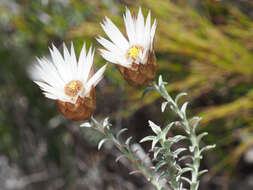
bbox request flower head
[97,8,157,86]
[29,42,107,121]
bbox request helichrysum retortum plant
[29,7,214,190]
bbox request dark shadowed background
[0,0,253,189]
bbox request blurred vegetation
[0,0,253,189]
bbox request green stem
[157,83,201,190]
[91,117,167,190]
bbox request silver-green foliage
[80,75,215,190]
[140,75,215,190]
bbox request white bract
[29,42,107,104]
[97,7,157,68]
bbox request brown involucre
[57,87,96,121]
[118,50,157,86]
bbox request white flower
[97,7,157,69]
[29,42,107,104]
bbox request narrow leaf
[161,122,175,140]
[191,116,202,132]
[172,148,187,158]
[178,155,193,162]
[80,122,92,128]
[197,132,208,143]
[181,102,188,117]
[115,155,127,162]
[154,147,163,159]
[151,138,159,150]
[116,128,128,139]
[181,177,191,184]
[175,92,187,104]
[98,138,109,150]
[200,144,216,153]
[103,117,110,127]
[161,101,168,112]
[140,136,156,143]
[158,75,163,86]
[198,169,208,177]
[148,120,161,134]
[155,160,167,172]
[125,136,132,146]
[129,170,143,175]
[167,135,187,143]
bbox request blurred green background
[0,0,253,189]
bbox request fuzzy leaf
[148,120,161,134]
[172,148,187,158]
[116,128,128,139]
[181,102,188,117]
[98,138,109,150]
[155,160,167,172]
[125,136,132,146]
[154,147,163,159]
[80,122,92,128]
[161,101,168,112]
[103,117,110,127]
[151,138,159,150]
[185,163,195,171]
[198,169,208,177]
[175,92,187,104]
[181,177,191,184]
[115,155,127,162]
[167,135,187,143]
[161,122,175,141]
[129,170,143,175]
[159,170,170,181]
[200,144,216,154]
[178,155,193,162]
[140,136,156,143]
[177,167,192,176]
[197,132,208,143]
[191,116,202,132]
[158,75,163,86]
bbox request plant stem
[91,117,167,190]
[155,82,201,190]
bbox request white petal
[136,8,145,45]
[77,42,87,78]
[124,8,136,45]
[96,36,123,56]
[99,49,130,68]
[63,43,74,77]
[70,42,78,75]
[101,17,129,51]
[150,19,157,49]
[34,57,65,88]
[84,64,107,96]
[34,81,65,99]
[82,46,94,82]
[143,11,151,48]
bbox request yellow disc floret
[64,80,83,97]
[127,46,141,59]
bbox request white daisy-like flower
[97,7,157,68]
[29,42,107,105]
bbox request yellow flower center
[64,80,83,97]
[127,46,141,59]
